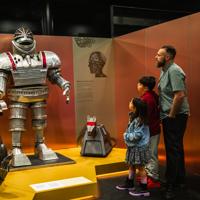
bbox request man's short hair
[139,76,156,91]
[161,45,176,59]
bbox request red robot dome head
[12,27,36,56]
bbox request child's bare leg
[129,165,136,180]
[138,165,148,185]
[129,165,150,197]
[116,165,136,191]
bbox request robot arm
[0,100,7,114]
[0,72,8,99]
[0,53,10,99]
[48,68,71,103]
[43,51,71,103]
[0,53,11,113]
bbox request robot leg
[31,101,58,161]
[9,102,31,166]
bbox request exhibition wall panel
[36,36,76,150]
[144,16,191,162]
[114,31,146,146]
[186,13,200,172]
[72,37,116,140]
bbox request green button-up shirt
[158,62,190,119]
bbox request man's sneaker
[164,185,175,200]
[116,177,135,191]
[129,189,150,197]
[147,177,161,189]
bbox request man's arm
[168,91,185,118]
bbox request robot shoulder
[0,52,13,71]
[40,51,61,69]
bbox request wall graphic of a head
[88,51,107,78]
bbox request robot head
[12,27,36,56]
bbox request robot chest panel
[11,56,48,87]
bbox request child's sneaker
[129,183,150,197]
[147,177,161,189]
[116,177,135,191]
[129,188,150,197]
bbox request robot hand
[0,100,7,115]
[63,87,70,104]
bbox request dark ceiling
[0,0,199,37]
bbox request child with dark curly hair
[137,76,161,188]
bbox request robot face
[14,27,33,45]
[12,27,36,55]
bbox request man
[155,45,190,200]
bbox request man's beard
[156,59,166,68]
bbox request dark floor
[97,166,200,200]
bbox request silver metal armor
[0,27,70,167]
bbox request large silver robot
[0,27,70,167]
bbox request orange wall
[114,12,200,172]
[0,35,76,152]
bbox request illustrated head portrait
[88,51,107,78]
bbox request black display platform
[10,152,75,171]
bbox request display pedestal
[11,153,75,171]
[0,148,128,200]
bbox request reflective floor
[97,166,200,200]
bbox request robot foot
[35,143,58,161]
[12,148,31,167]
